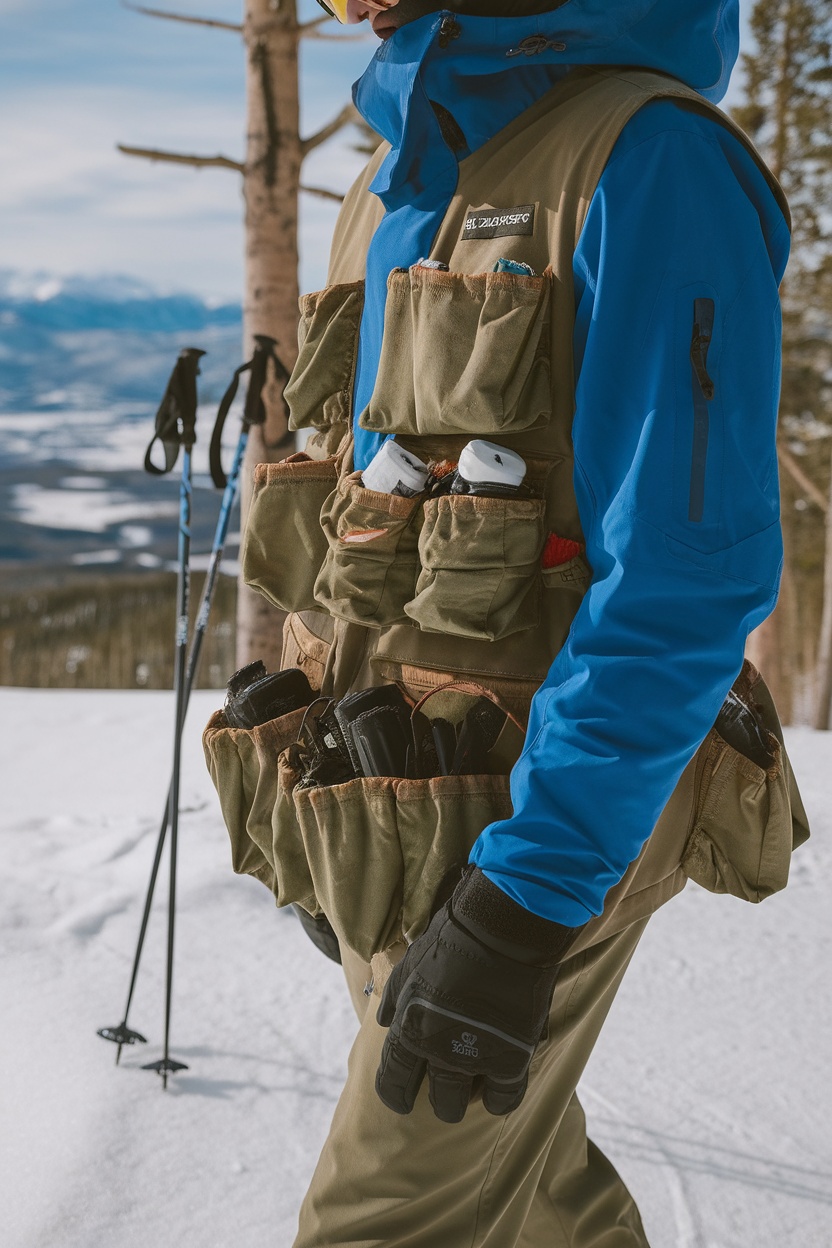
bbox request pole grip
[144,347,205,475]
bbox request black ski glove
[376,867,583,1123]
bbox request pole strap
[144,348,206,476]
[208,334,291,489]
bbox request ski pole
[99,369,258,1064]
[98,337,286,1066]
[143,347,202,1088]
[96,346,202,1074]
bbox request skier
[210,0,809,1243]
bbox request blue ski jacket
[347,0,789,926]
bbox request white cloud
[1,1,372,298]
[2,1,753,299]
[0,63,371,296]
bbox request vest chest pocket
[360,267,553,438]
[405,493,546,641]
[285,281,364,433]
[242,453,339,615]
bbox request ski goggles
[315,0,399,23]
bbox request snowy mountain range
[0,271,244,411]
[0,273,249,572]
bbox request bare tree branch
[301,25,371,42]
[123,3,242,32]
[300,183,346,203]
[117,144,245,172]
[301,103,358,157]
[299,15,331,33]
[779,443,829,513]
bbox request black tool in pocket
[223,661,314,730]
[715,688,776,771]
[451,697,508,775]
[334,685,415,779]
[406,697,508,779]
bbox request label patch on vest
[462,204,535,240]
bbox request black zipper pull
[690,299,715,401]
[438,15,461,48]
[688,297,716,523]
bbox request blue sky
[2,1,752,300]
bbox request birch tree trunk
[236,0,301,671]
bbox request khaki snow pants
[294,919,651,1248]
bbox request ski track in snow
[1,690,830,1248]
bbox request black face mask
[393,0,570,21]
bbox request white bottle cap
[457,440,526,489]
[361,439,429,497]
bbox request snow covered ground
[1,688,830,1248]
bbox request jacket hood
[353,0,739,219]
[381,0,739,104]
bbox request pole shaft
[161,446,193,1081]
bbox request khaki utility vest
[246,66,787,707]
[208,67,807,964]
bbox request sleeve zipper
[688,297,715,523]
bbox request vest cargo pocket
[288,771,513,962]
[249,685,521,961]
[682,666,807,902]
[291,776,405,963]
[405,493,546,640]
[202,705,310,900]
[241,453,339,614]
[314,470,422,628]
[285,281,364,433]
[395,773,513,945]
[360,267,552,437]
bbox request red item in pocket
[542,533,584,568]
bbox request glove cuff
[452,867,583,967]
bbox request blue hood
[354,1,739,209]
[366,0,739,105]
[490,0,740,103]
